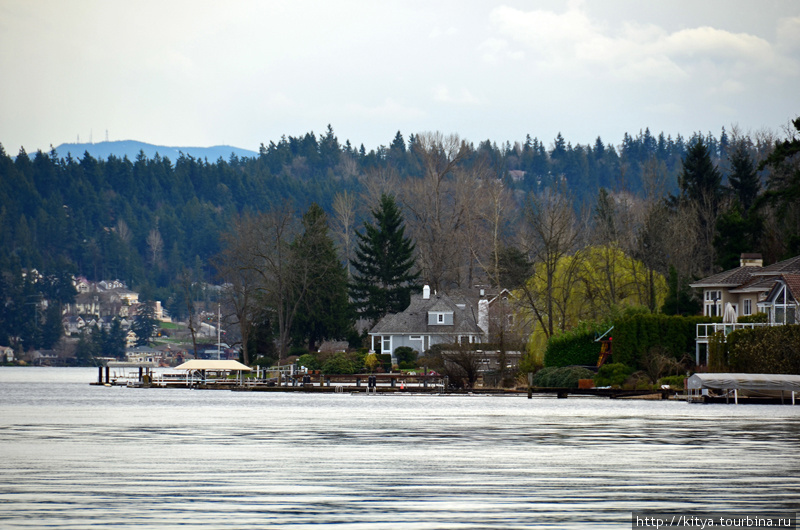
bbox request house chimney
[740,253,763,268]
[478,299,489,336]
[423,285,430,300]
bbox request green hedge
[544,314,719,370]
[727,325,800,374]
[544,322,609,367]
[532,366,596,388]
[612,314,719,367]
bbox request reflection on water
[1,367,799,529]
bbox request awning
[687,373,800,393]
[174,360,252,371]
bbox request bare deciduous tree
[331,191,357,279]
[518,187,585,339]
[402,132,470,291]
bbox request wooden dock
[90,366,676,399]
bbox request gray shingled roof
[690,266,761,288]
[370,292,483,335]
[729,275,781,293]
[753,255,800,275]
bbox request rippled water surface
[1,367,799,529]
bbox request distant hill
[53,140,258,161]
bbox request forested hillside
[1,121,797,328]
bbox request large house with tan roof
[690,253,800,324]
[690,253,800,364]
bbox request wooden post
[527,372,533,399]
[105,366,110,384]
[734,388,738,405]
[98,366,103,383]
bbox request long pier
[90,367,675,399]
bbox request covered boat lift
[686,373,800,404]
[175,359,252,386]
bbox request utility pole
[217,303,221,360]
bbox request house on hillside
[368,285,485,362]
[690,253,800,364]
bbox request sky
[1,0,798,155]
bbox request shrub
[297,353,320,371]
[532,366,596,388]
[727,325,800,374]
[394,346,418,367]
[738,312,768,324]
[594,363,634,387]
[624,371,653,390]
[321,352,358,374]
[658,375,686,390]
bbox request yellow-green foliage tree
[516,244,667,366]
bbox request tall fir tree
[350,194,419,324]
[728,143,760,212]
[679,138,722,208]
[290,203,353,350]
[131,300,158,346]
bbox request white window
[410,335,422,340]
[704,290,722,317]
[382,336,390,353]
[743,299,752,316]
[437,314,444,323]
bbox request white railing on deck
[696,322,777,340]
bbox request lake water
[0,367,798,529]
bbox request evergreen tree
[104,317,127,359]
[290,203,353,350]
[728,143,760,212]
[350,194,419,324]
[713,204,762,270]
[661,265,701,316]
[131,301,158,346]
[679,138,722,208]
[757,116,800,257]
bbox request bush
[738,312,768,324]
[532,366,596,388]
[297,353,320,371]
[594,363,634,387]
[727,325,800,374]
[658,375,686,390]
[394,346,418,367]
[321,352,358,374]
[624,371,653,390]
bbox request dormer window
[429,311,453,325]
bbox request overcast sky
[1,0,798,154]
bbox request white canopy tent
[175,360,251,371]
[175,359,251,386]
[686,373,800,404]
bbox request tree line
[1,118,798,360]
